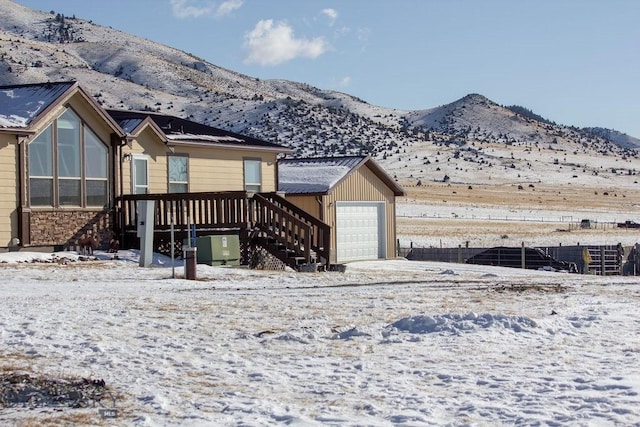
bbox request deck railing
[115,191,330,268]
[117,191,249,232]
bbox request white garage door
[336,202,385,263]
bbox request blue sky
[13,0,640,137]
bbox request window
[57,110,81,206]
[85,128,108,206]
[28,126,53,206]
[132,156,149,194]
[168,155,188,193]
[244,159,261,192]
[28,108,109,208]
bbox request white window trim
[131,154,150,195]
[243,158,262,192]
[168,154,189,193]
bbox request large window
[28,126,54,206]
[28,108,109,207]
[168,155,188,193]
[57,110,81,206]
[243,159,262,192]
[85,127,108,206]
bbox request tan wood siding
[122,138,279,194]
[188,148,244,192]
[324,166,397,263]
[0,135,18,246]
[185,149,277,193]
[121,130,168,194]
[261,153,278,192]
[150,154,168,194]
[282,195,321,218]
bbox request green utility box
[196,234,240,266]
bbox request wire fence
[397,243,640,276]
[397,213,625,229]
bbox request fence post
[521,242,525,269]
[600,246,606,276]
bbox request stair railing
[251,193,330,267]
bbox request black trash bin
[183,247,197,280]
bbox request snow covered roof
[165,133,244,143]
[108,109,290,152]
[279,156,405,196]
[0,81,76,128]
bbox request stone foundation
[28,210,114,249]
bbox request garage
[336,202,386,262]
[278,155,405,265]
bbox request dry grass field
[401,181,640,212]
[396,181,640,249]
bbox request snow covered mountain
[1,0,638,187]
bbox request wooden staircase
[250,193,330,271]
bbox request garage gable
[279,156,405,264]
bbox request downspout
[115,135,123,205]
[111,134,126,248]
[17,135,28,247]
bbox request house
[0,81,294,256]
[1,81,404,270]
[278,156,405,264]
[0,81,126,250]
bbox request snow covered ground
[1,250,639,426]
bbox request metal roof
[116,117,145,134]
[0,81,77,128]
[279,156,366,194]
[107,109,289,151]
[278,155,405,196]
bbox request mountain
[1,0,638,188]
[582,127,640,150]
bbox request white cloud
[217,0,243,17]
[357,27,371,42]
[339,76,351,87]
[244,20,328,66]
[334,25,351,38]
[321,8,338,25]
[170,0,215,19]
[330,76,351,90]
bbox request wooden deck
[115,191,330,269]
